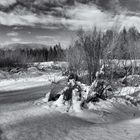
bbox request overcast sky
[0,0,140,48]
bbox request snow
[34,61,68,70]
[116,86,140,96]
[1,62,140,139]
[39,78,140,124]
[1,74,140,140]
[0,72,64,91]
[0,61,68,91]
[101,59,140,67]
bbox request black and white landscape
[1,0,140,140]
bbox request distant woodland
[0,43,65,68]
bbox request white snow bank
[40,79,140,123]
[116,86,140,96]
[41,94,139,123]
[0,72,64,91]
[34,61,68,69]
[41,80,88,113]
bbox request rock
[12,71,27,78]
[62,70,69,76]
[121,75,140,87]
[27,67,38,72]
[0,73,6,79]
[48,92,61,101]
[48,79,67,101]
[63,87,73,101]
[10,68,19,73]
[68,73,79,81]
[0,70,8,79]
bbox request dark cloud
[0,0,140,47]
[0,25,75,48]
[0,0,16,7]
[0,0,139,30]
[7,31,18,36]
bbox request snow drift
[40,78,140,123]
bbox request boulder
[121,75,140,87]
[63,87,73,101]
[0,70,8,79]
[68,73,79,81]
[27,67,38,72]
[10,68,19,73]
[0,73,6,79]
[48,79,67,101]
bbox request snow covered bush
[41,72,140,115]
[43,73,114,113]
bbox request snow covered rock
[40,78,140,119]
[0,73,6,79]
[10,68,19,73]
[27,67,38,72]
[42,77,114,114]
[0,70,9,79]
[48,80,67,101]
[126,75,140,87]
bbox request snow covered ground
[116,86,140,96]
[37,78,140,126]
[1,90,140,140]
[1,95,140,140]
[0,72,64,91]
[34,61,68,69]
[1,61,140,140]
[0,61,67,91]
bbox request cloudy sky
[0,0,140,48]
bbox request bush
[67,26,140,84]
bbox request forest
[0,43,65,68]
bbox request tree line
[0,43,65,68]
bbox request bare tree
[67,41,86,75]
[74,28,103,83]
[67,26,140,84]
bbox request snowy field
[0,72,64,91]
[0,61,67,91]
[1,95,140,140]
[1,61,140,140]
